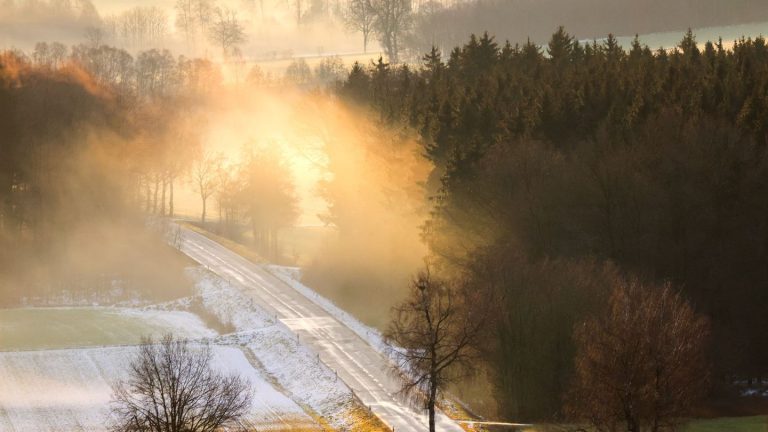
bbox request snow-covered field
[0,267,373,431]
[0,345,314,431]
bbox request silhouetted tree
[566,280,710,432]
[111,334,253,432]
[192,152,223,224]
[369,0,412,62]
[207,7,246,58]
[237,145,298,259]
[385,269,482,432]
[344,0,376,53]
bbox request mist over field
[3,0,768,431]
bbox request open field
[0,345,316,431]
[0,267,374,431]
[0,306,321,431]
[0,307,215,351]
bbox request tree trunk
[152,175,159,213]
[145,178,151,213]
[272,228,278,261]
[160,176,167,216]
[428,380,437,432]
[201,197,207,224]
[169,178,174,217]
[218,204,223,230]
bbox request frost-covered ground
[0,265,374,431]
[0,345,314,431]
[187,267,364,430]
[1,253,450,432]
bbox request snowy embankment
[186,267,365,430]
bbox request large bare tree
[369,0,412,62]
[343,0,376,53]
[208,7,247,59]
[110,334,253,432]
[385,269,483,432]
[192,151,223,224]
[566,279,710,432]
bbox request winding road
[178,225,465,432]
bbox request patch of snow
[113,308,218,339]
[187,267,361,430]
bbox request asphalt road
[178,226,465,432]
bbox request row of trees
[29,38,313,258]
[342,28,768,422]
[2,35,295,301]
[0,45,208,303]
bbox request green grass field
[0,307,214,351]
[683,416,768,432]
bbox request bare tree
[193,0,216,41]
[32,42,50,67]
[566,279,710,432]
[208,7,247,59]
[294,0,304,25]
[192,152,223,224]
[111,334,253,432]
[49,42,68,68]
[343,0,376,53]
[385,269,483,432]
[84,25,106,47]
[175,0,197,48]
[369,0,412,62]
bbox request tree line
[341,28,768,423]
[0,38,304,301]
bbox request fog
[7,0,768,427]
[0,0,371,60]
[4,0,768,334]
[0,44,430,326]
[0,59,192,304]
[177,85,432,326]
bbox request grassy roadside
[523,416,768,432]
[683,416,768,432]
